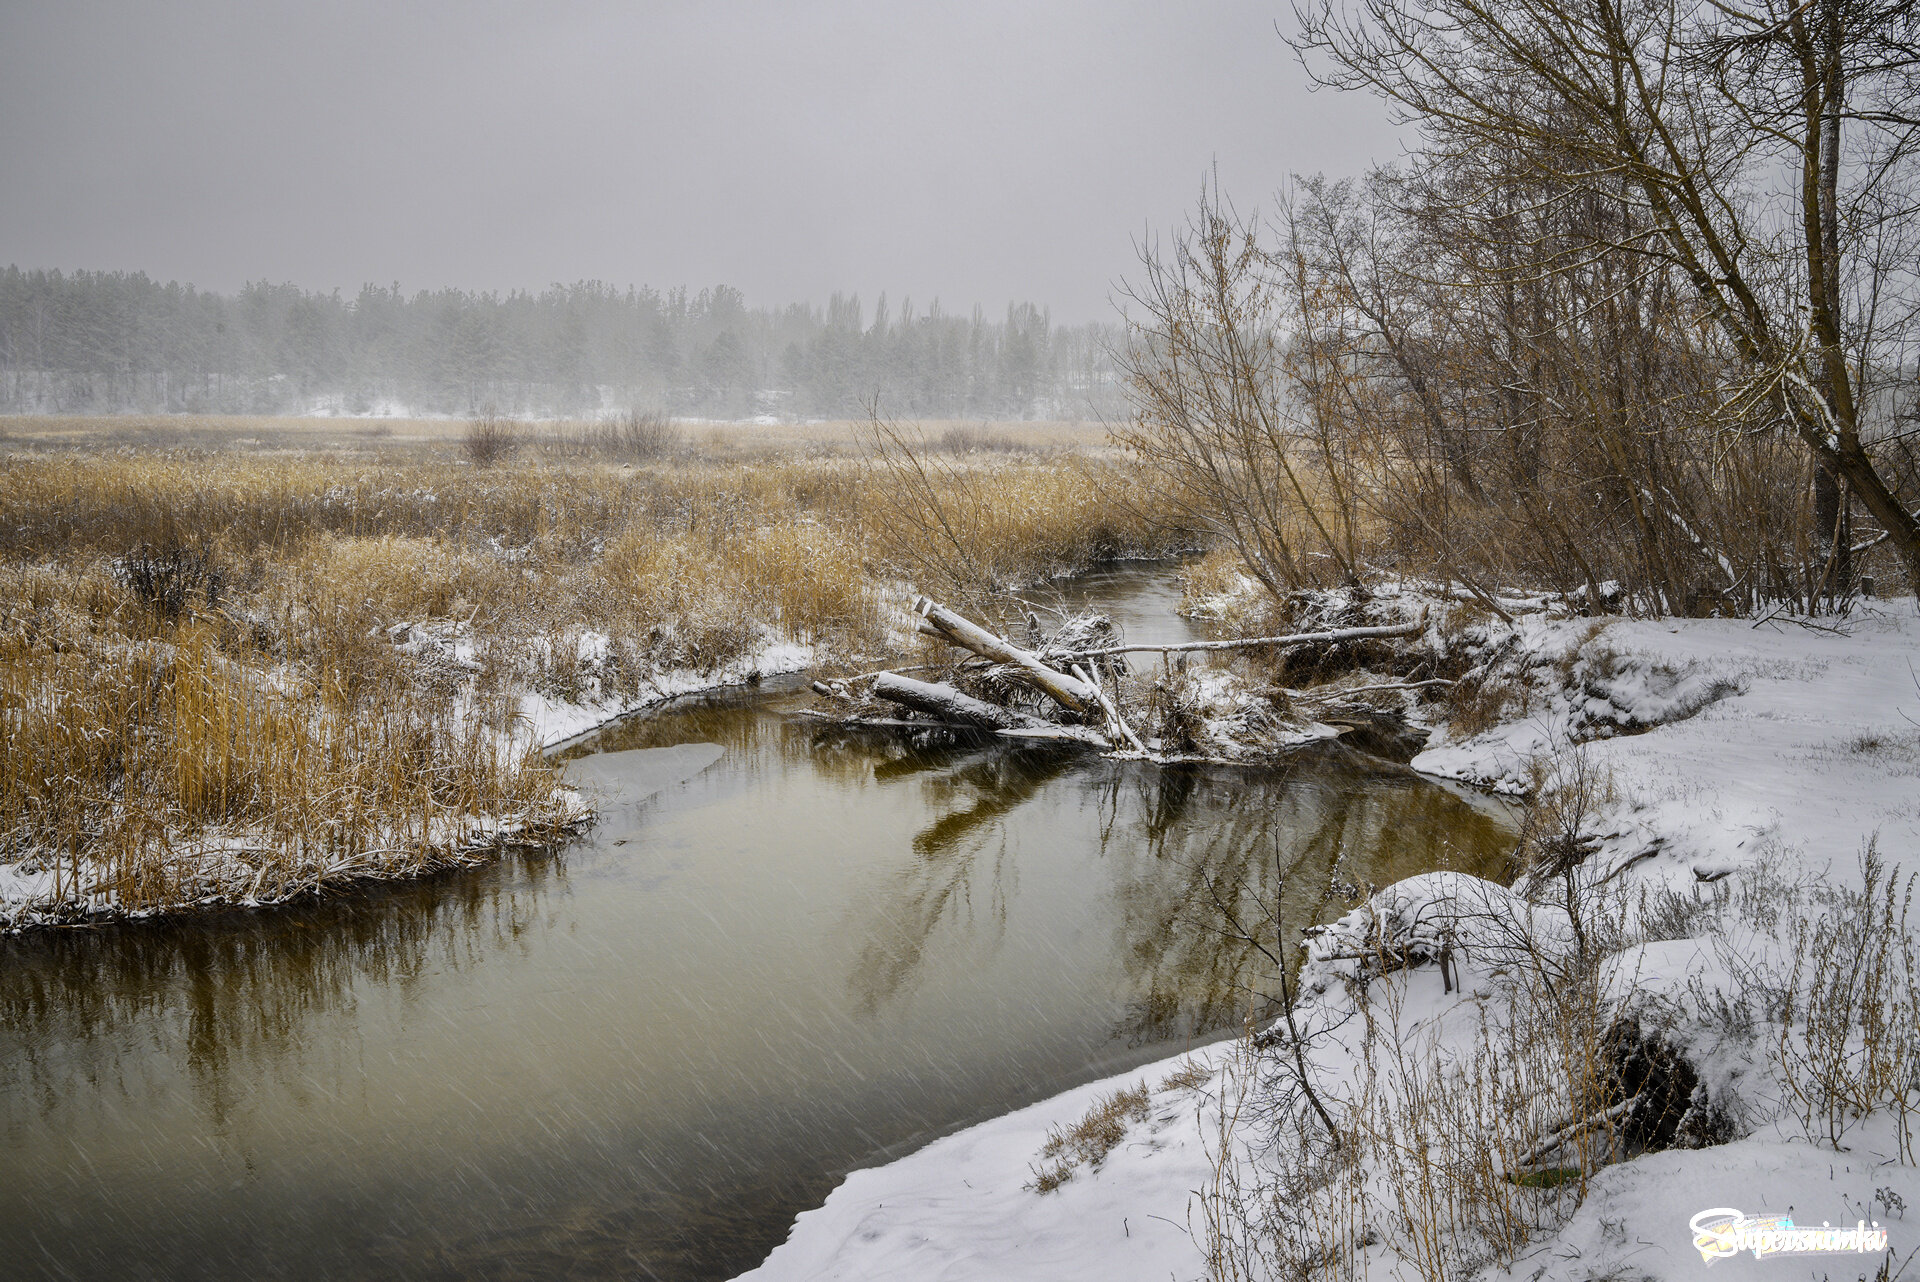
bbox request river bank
[0,436,1188,933]
[0,562,1521,1281]
[741,594,1920,1280]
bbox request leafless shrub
[1143,667,1211,755]
[463,411,519,467]
[1199,1041,1369,1282]
[571,408,684,461]
[1777,842,1920,1161]
[1116,189,1363,601]
[114,542,226,621]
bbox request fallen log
[995,725,1112,747]
[911,597,1100,716]
[1062,609,1430,659]
[871,673,1037,732]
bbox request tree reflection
[0,848,564,1131]
[1100,751,1517,1046]
[835,735,1518,1045]
[845,746,1079,1014]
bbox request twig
[1065,609,1429,658]
[1514,1095,1642,1170]
[1292,677,1455,701]
[1072,661,1149,754]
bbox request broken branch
[1063,609,1429,658]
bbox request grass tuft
[1028,1082,1152,1193]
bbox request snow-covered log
[871,673,1038,732]
[911,596,1100,715]
[994,725,1112,747]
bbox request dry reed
[0,434,1182,928]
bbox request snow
[739,597,1920,1281]
[1499,1127,1917,1281]
[382,613,815,752]
[1416,602,1920,883]
[1299,870,1572,993]
[737,1043,1235,1282]
[526,638,814,752]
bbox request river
[0,565,1514,1280]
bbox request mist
[0,0,1400,325]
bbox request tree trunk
[870,673,1035,732]
[912,597,1100,715]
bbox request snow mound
[1301,871,1569,994]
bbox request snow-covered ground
[740,596,1920,1281]
[525,636,814,752]
[737,1042,1238,1282]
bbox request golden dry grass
[0,421,1184,927]
[1029,1082,1153,1193]
[0,413,1118,459]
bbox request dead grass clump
[859,419,1188,609]
[1161,1058,1216,1093]
[1178,547,1253,616]
[0,603,567,927]
[1443,672,1529,740]
[1,437,1182,928]
[288,533,509,626]
[1776,842,1920,1161]
[114,543,227,622]
[1028,1082,1151,1193]
[741,521,880,646]
[935,423,1022,455]
[463,412,520,467]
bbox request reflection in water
[1,851,563,1134]
[1,567,1518,1282]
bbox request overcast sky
[0,1,1401,324]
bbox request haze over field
[0,0,1399,326]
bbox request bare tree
[1292,0,1920,598]
[1115,188,1364,600]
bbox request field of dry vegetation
[0,414,1185,928]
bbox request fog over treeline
[0,266,1126,419]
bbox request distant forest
[0,267,1127,419]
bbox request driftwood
[912,596,1100,715]
[871,673,1038,732]
[1060,609,1429,659]
[820,593,1434,764]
